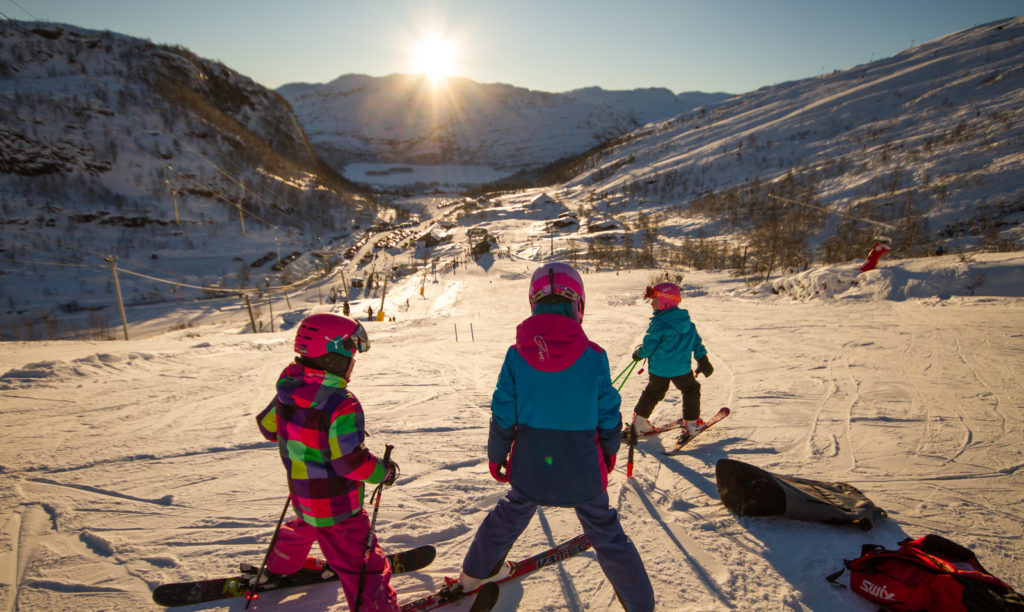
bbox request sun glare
[413,35,457,83]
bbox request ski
[152,544,435,607]
[399,533,592,611]
[622,416,687,440]
[663,407,731,456]
[400,581,500,612]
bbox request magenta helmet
[645,282,681,310]
[528,262,585,322]
[294,313,369,358]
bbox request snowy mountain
[277,73,732,171]
[2,17,1023,343]
[0,21,380,335]
[532,16,1024,270]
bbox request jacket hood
[276,362,347,409]
[652,306,693,331]
[515,313,589,372]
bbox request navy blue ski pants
[462,487,655,612]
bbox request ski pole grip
[383,444,394,462]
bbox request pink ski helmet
[528,262,586,322]
[645,282,681,310]
[294,313,369,358]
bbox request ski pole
[611,359,638,386]
[355,444,393,612]
[244,495,292,608]
[625,423,638,479]
[614,359,639,392]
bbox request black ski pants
[633,372,701,420]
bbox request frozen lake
[343,163,514,190]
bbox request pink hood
[515,313,589,372]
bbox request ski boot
[675,418,704,445]
[622,415,652,440]
[454,558,512,594]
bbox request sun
[412,35,457,83]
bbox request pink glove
[489,460,509,483]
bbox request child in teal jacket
[629,282,713,443]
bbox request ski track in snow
[1,260,1023,610]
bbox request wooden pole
[104,255,129,340]
[265,279,274,332]
[243,294,257,333]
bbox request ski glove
[489,460,509,483]
[696,355,714,378]
[604,452,616,472]
[631,346,642,362]
[383,458,400,487]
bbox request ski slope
[1,253,1022,611]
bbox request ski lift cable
[0,257,93,270]
[116,264,310,294]
[3,238,309,296]
[768,194,896,232]
[9,0,38,20]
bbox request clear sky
[8,0,1022,94]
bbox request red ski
[664,407,731,455]
[400,534,591,611]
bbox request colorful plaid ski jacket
[257,362,389,527]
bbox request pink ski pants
[266,511,398,611]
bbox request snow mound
[755,252,1024,302]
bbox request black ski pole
[354,444,393,612]
[245,495,292,608]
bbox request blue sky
[11,0,1022,94]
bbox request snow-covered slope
[1,251,1022,611]
[545,17,1024,257]
[277,73,732,170]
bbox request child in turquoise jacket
[629,282,713,443]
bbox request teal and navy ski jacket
[488,311,622,507]
[634,306,707,378]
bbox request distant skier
[342,300,350,316]
[456,262,654,611]
[255,313,399,611]
[859,237,892,273]
[627,282,713,445]
[367,305,374,321]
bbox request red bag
[828,535,1024,611]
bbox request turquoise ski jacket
[634,307,707,378]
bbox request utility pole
[242,294,257,333]
[264,278,274,332]
[104,255,129,340]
